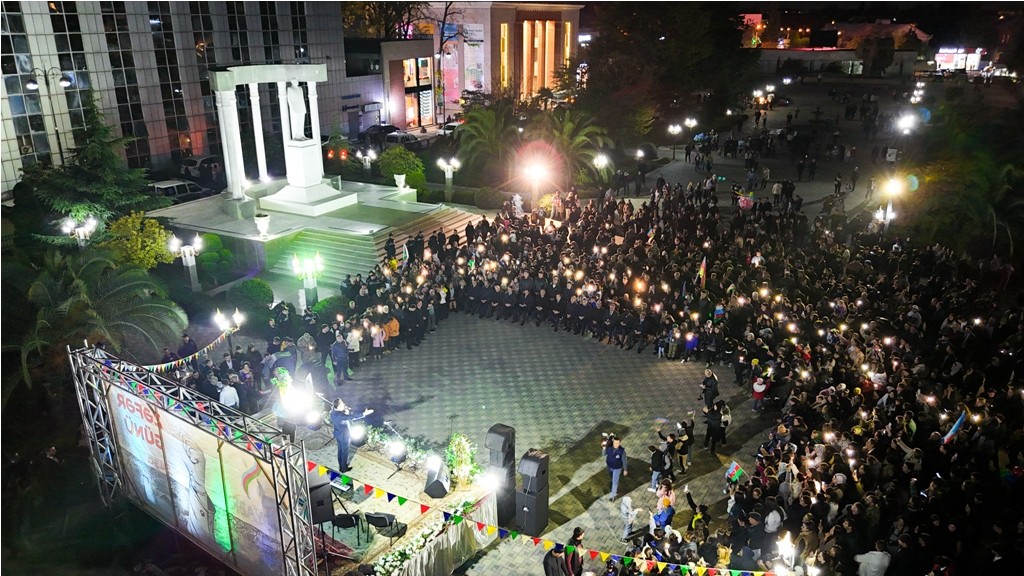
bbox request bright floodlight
[766,84,776,92]
[636,149,645,159]
[232,308,245,326]
[305,409,323,425]
[425,454,443,472]
[897,114,916,134]
[350,423,367,444]
[668,124,682,136]
[214,309,229,331]
[885,178,904,197]
[685,117,697,129]
[62,218,76,234]
[524,163,547,181]
[477,470,502,492]
[593,154,609,169]
[280,384,313,416]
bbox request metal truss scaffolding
[68,344,320,576]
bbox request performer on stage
[330,399,373,473]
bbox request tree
[455,96,519,180]
[99,211,174,269]
[5,249,188,406]
[18,96,168,228]
[342,2,425,39]
[531,108,613,190]
[377,146,425,180]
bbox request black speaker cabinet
[486,424,516,467]
[423,461,451,499]
[515,485,549,536]
[517,449,549,493]
[307,471,334,525]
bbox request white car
[439,121,464,137]
[384,131,429,150]
[180,155,222,179]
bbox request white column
[248,83,268,181]
[218,90,245,199]
[214,91,235,194]
[277,81,290,146]
[307,82,324,176]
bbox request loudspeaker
[486,424,516,467]
[307,471,334,525]
[518,449,549,493]
[488,464,517,526]
[515,485,549,536]
[423,461,451,499]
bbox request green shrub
[311,295,351,324]
[406,170,427,191]
[378,146,425,179]
[228,278,275,311]
[200,232,223,253]
[417,188,445,203]
[450,189,476,205]
[197,251,220,265]
[537,192,555,213]
[474,187,506,210]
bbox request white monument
[210,64,356,217]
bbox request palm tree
[456,98,518,180]
[4,249,188,406]
[532,108,613,191]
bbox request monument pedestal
[259,139,355,216]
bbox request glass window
[404,59,417,88]
[13,116,29,135]
[23,93,40,114]
[418,58,431,84]
[8,94,25,115]
[11,33,27,52]
[4,75,22,94]
[33,132,50,153]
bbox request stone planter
[394,173,407,189]
[254,213,271,238]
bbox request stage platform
[295,425,494,575]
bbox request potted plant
[254,212,271,238]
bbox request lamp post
[61,216,97,248]
[169,234,203,293]
[523,163,547,214]
[437,157,461,202]
[356,149,377,174]
[878,177,905,235]
[684,117,697,150]
[213,308,245,352]
[292,252,325,308]
[25,67,73,164]
[593,153,609,184]
[668,124,682,160]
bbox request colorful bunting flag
[658,562,667,572]
[387,492,397,502]
[341,475,351,485]
[565,545,575,554]
[499,528,509,539]
[475,521,484,531]
[486,525,496,535]
[509,531,519,540]
[397,496,407,506]
[328,471,339,481]
[589,550,599,560]
[420,504,429,514]
[373,488,385,498]
[543,540,554,550]
[452,515,462,525]
[600,552,609,562]
[443,512,452,522]
[532,537,541,546]
[306,461,316,472]
[363,484,374,495]
[621,556,632,566]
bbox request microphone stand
[384,421,416,480]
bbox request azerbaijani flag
[696,256,707,290]
[725,461,743,481]
[942,411,967,444]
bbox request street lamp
[437,157,461,202]
[25,66,73,164]
[291,252,325,308]
[523,163,548,214]
[213,308,245,352]
[593,153,610,185]
[877,177,905,235]
[668,124,682,160]
[896,113,917,135]
[61,216,98,248]
[169,234,203,293]
[355,149,377,174]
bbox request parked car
[358,123,399,147]
[439,121,464,137]
[384,131,429,151]
[151,180,214,204]
[773,94,793,106]
[180,155,222,179]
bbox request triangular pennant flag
[589,550,599,560]
[255,442,263,450]
[600,552,609,562]
[658,562,667,572]
[611,555,622,564]
[509,530,519,540]
[499,528,509,539]
[246,441,254,451]
[363,483,374,495]
[233,430,243,440]
[543,540,554,550]
[707,568,716,576]
[646,561,655,572]
[443,512,452,522]
[306,461,316,472]
[452,515,462,525]
[486,525,496,535]
[621,556,632,566]
[317,466,327,476]
[731,571,741,576]
[565,545,575,554]
[397,496,407,506]
[341,475,352,485]
[196,402,205,412]
[420,504,430,514]
[679,568,688,575]
[154,391,162,402]
[531,537,541,546]
[328,471,339,481]
[697,567,707,576]
[475,521,484,531]
[387,492,396,502]
[373,488,385,499]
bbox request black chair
[331,513,364,545]
[364,512,405,546]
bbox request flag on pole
[942,411,966,444]
[696,256,707,290]
[402,242,410,263]
[725,461,743,481]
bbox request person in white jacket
[854,539,891,576]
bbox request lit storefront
[401,57,434,129]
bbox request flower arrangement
[270,367,291,390]
[444,433,481,486]
[373,499,477,576]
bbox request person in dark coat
[542,545,569,576]
[329,399,373,473]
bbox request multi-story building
[0,1,388,199]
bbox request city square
[2,3,1023,576]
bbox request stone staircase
[269,205,484,287]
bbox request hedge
[228,278,275,312]
[311,295,352,325]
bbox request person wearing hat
[601,434,628,501]
[542,543,569,576]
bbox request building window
[291,2,308,63]
[500,23,510,88]
[149,1,191,163]
[564,21,572,65]
[190,1,219,155]
[48,1,89,148]
[227,1,250,63]
[101,1,149,167]
[259,1,281,63]
[2,1,53,167]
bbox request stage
[296,426,496,576]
